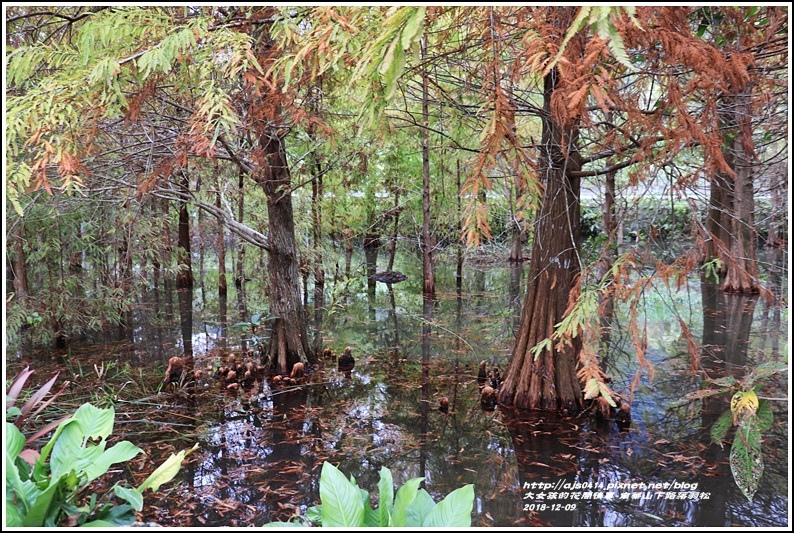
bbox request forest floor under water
[6,258,790,528]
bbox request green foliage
[675,360,787,502]
[264,461,474,527]
[5,370,197,527]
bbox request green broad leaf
[262,522,307,528]
[81,520,117,527]
[391,477,424,527]
[138,443,198,493]
[39,417,70,464]
[21,474,66,527]
[6,452,32,511]
[710,409,733,447]
[86,502,137,526]
[376,466,394,526]
[5,501,24,527]
[754,400,774,431]
[84,441,143,485]
[422,484,474,527]
[363,505,381,527]
[318,462,365,527]
[405,488,435,527]
[730,420,763,502]
[73,403,116,441]
[50,418,101,480]
[6,422,25,459]
[305,505,322,525]
[114,485,144,512]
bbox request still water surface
[9,250,789,527]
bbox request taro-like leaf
[5,501,24,527]
[305,505,322,525]
[7,422,25,459]
[376,466,394,527]
[422,484,474,527]
[84,441,143,485]
[113,486,143,512]
[73,403,115,441]
[405,488,435,527]
[22,473,67,527]
[730,419,763,502]
[138,443,198,493]
[318,462,365,527]
[363,505,381,527]
[391,476,424,527]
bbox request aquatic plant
[5,367,197,527]
[265,461,475,527]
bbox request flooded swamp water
[6,249,790,527]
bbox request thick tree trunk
[498,70,583,413]
[705,88,759,293]
[255,132,314,374]
[704,169,732,277]
[722,90,759,293]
